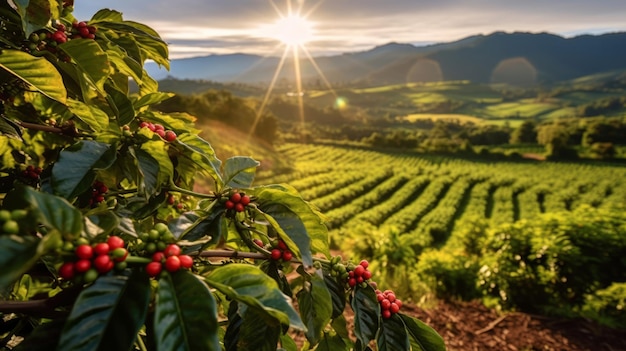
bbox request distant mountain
[146,31,626,86]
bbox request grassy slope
[302,73,626,124]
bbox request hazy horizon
[74,1,626,59]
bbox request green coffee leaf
[400,313,446,351]
[5,185,83,236]
[57,269,151,351]
[13,318,66,351]
[59,40,110,92]
[351,285,380,350]
[176,133,223,184]
[377,313,410,351]
[67,98,109,132]
[154,271,220,351]
[223,156,260,189]
[205,264,305,330]
[255,184,331,266]
[51,140,115,199]
[0,49,66,103]
[0,235,40,290]
[133,92,174,110]
[297,274,333,345]
[316,332,348,351]
[324,274,347,319]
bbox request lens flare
[334,97,348,110]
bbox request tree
[510,120,537,144]
[0,1,444,350]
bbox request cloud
[73,0,626,58]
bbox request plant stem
[197,249,266,260]
[166,183,217,200]
[0,287,80,318]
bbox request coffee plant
[0,1,445,350]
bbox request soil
[394,300,626,351]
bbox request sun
[264,14,315,46]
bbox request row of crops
[258,143,626,244]
[257,143,626,327]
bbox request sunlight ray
[247,44,291,144]
[300,44,340,100]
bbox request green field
[257,143,626,241]
[300,75,626,123]
[252,142,626,323]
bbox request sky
[74,0,626,59]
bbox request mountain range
[146,31,626,86]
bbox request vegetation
[258,143,626,327]
[0,2,446,351]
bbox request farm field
[257,143,626,243]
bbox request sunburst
[248,0,340,144]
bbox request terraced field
[257,143,626,247]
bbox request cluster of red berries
[145,244,194,277]
[21,165,43,180]
[269,240,293,262]
[139,122,177,142]
[166,193,185,211]
[375,289,402,319]
[224,192,251,213]
[89,181,108,207]
[347,260,373,288]
[58,236,128,283]
[70,21,97,40]
[48,23,68,45]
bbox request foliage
[477,207,626,319]
[0,1,445,350]
[581,282,626,329]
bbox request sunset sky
[74,0,626,59]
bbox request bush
[477,208,626,316]
[416,249,480,300]
[581,282,626,329]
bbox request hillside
[147,31,626,86]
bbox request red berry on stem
[395,299,402,308]
[230,193,242,203]
[387,293,396,303]
[381,299,391,310]
[179,255,193,269]
[74,259,91,273]
[277,240,287,250]
[240,195,251,206]
[93,242,109,256]
[270,249,282,261]
[139,121,149,129]
[153,124,164,131]
[225,200,235,209]
[152,252,166,262]
[146,262,162,277]
[282,250,293,261]
[348,278,357,287]
[164,130,177,142]
[94,254,112,273]
[359,260,369,269]
[363,270,372,280]
[59,262,75,280]
[156,129,166,138]
[354,265,365,277]
[382,309,392,319]
[390,302,400,314]
[253,239,263,247]
[75,244,93,259]
[107,236,125,250]
[235,203,245,212]
[165,256,181,272]
[164,244,181,257]
[377,294,385,302]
